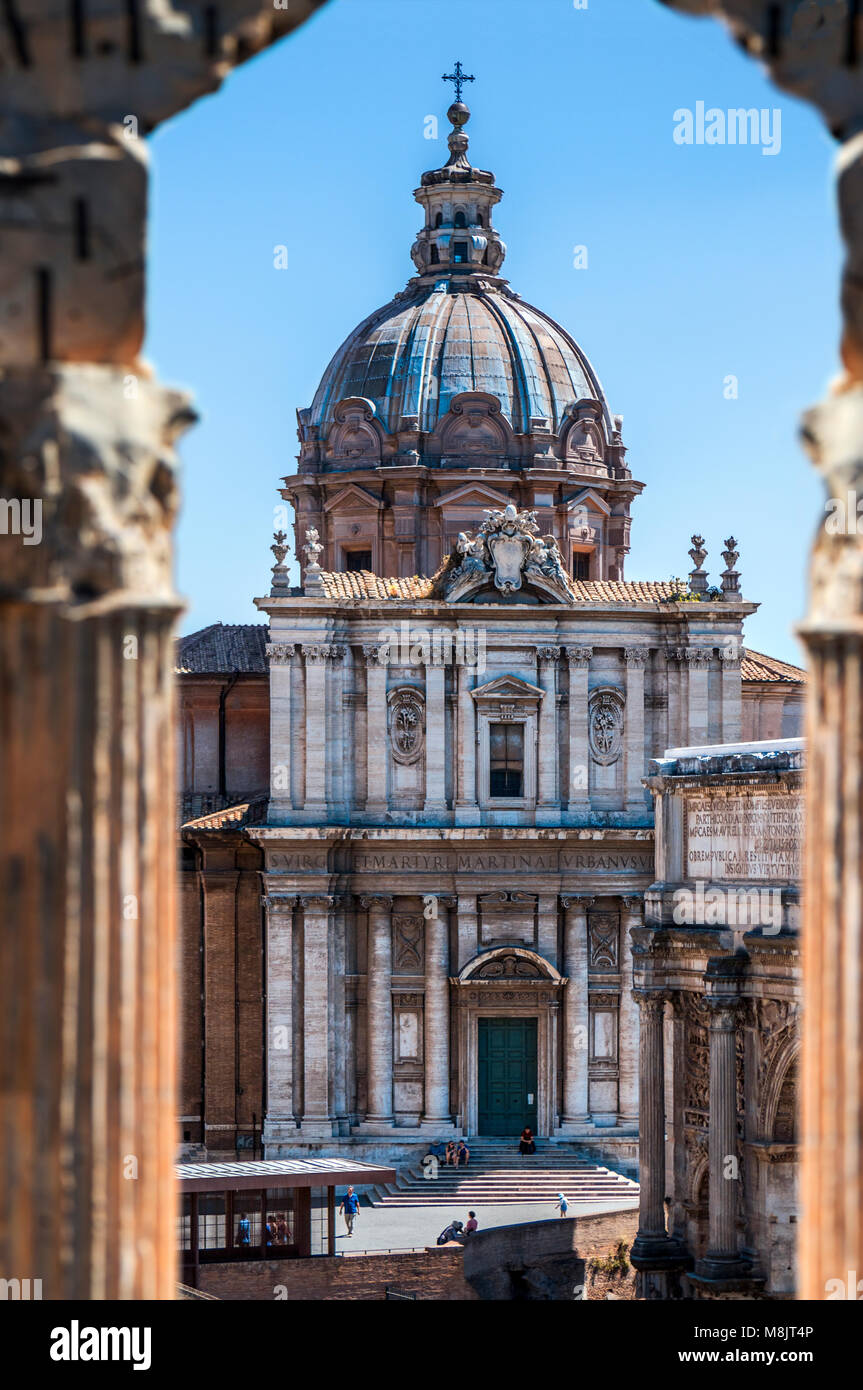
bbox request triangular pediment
[435,483,513,510]
[470,674,544,702]
[323,483,384,513]
[565,488,611,516]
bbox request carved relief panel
[392,914,425,973]
[588,912,619,970]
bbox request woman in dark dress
[519,1127,536,1155]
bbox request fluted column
[423,659,447,815]
[719,646,742,744]
[699,959,747,1280]
[624,647,648,810]
[422,895,454,1127]
[267,643,296,819]
[632,992,670,1250]
[565,646,592,815]
[262,893,297,1140]
[302,645,328,813]
[363,645,388,816]
[537,645,561,821]
[685,647,710,747]
[362,894,394,1129]
[618,895,642,1125]
[299,894,334,1137]
[560,895,593,1126]
[455,662,479,825]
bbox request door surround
[451,947,565,1137]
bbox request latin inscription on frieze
[351,849,653,874]
[685,792,803,882]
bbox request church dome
[309,286,611,437]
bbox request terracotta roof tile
[741,648,806,684]
[318,571,682,603]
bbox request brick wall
[195,1249,477,1301]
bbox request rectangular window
[346,549,372,572]
[452,241,469,264]
[572,550,591,580]
[489,722,524,798]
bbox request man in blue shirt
[339,1185,361,1237]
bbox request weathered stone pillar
[537,645,561,821]
[302,645,328,813]
[328,645,347,819]
[362,894,394,1129]
[685,648,710,746]
[363,644,388,816]
[332,895,349,1136]
[423,659,447,814]
[618,896,642,1125]
[455,662,479,825]
[298,894,334,1137]
[631,992,672,1257]
[262,893,297,1140]
[456,892,478,970]
[624,647,648,809]
[422,895,454,1127]
[565,646,592,814]
[266,642,296,820]
[560,895,593,1127]
[699,958,747,1281]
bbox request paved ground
[337,1195,639,1253]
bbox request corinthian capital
[302,644,330,665]
[266,642,296,665]
[624,647,649,666]
[565,646,593,668]
[362,644,386,666]
[358,894,394,911]
[536,645,561,663]
[685,647,712,668]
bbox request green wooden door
[477,1017,538,1136]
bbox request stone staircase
[370,1139,640,1207]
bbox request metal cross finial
[442,60,475,104]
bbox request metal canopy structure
[175,1158,396,1193]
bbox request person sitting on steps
[519,1127,536,1155]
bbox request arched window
[434,211,443,228]
[454,209,467,228]
[476,211,484,228]
[482,245,489,265]
[430,244,439,264]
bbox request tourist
[465,1211,478,1236]
[555,1192,569,1218]
[339,1185,361,1237]
[236,1215,251,1246]
[276,1212,290,1245]
[436,1219,464,1246]
[519,1127,536,1155]
[445,1140,457,1165]
[455,1139,470,1167]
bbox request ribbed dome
[309,285,610,437]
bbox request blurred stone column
[618,895,642,1125]
[422,895,454,1127]
[363,645,388,816]
[624,647,648,809]
[537,645,560,821]
[0,0,327,1301]
[560,895,593,1127]
[362,894,394,1129]
[565,646,592,814]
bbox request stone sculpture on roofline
[440,503,576,604]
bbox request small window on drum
[434,212,443,228]
[454,210,467,228]
[489,722,524,798]
[452,241,469,264]
[346,550,372,572]
[430,244,440,264]
[572,551,591,581]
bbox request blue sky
[147,0,840,664]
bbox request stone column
[699,959,747,1280]
[302,645,328,813]
[422,895,454,1127]
[632,992,670,1251]
[362,894,394,1129]
[719,645,742,744]
[332,895,349,1136]
[624,647,648,810]
[560,896,593,1127]
[685,648,711,747]
[455,662,480,825]
[423,659,447,815]
[267,643,295,820]
[617,896,642,1125]
[456,892,478,971]
[299,894,334,1137]
[537,645,561,821]
[262,893,297,1140]
[565,646,592,815]
[328,645,347,819]
[363,645,388,816]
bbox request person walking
[339,1185,361,1237]
[555,1192,569,1218]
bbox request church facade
[176,97,805,1177]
